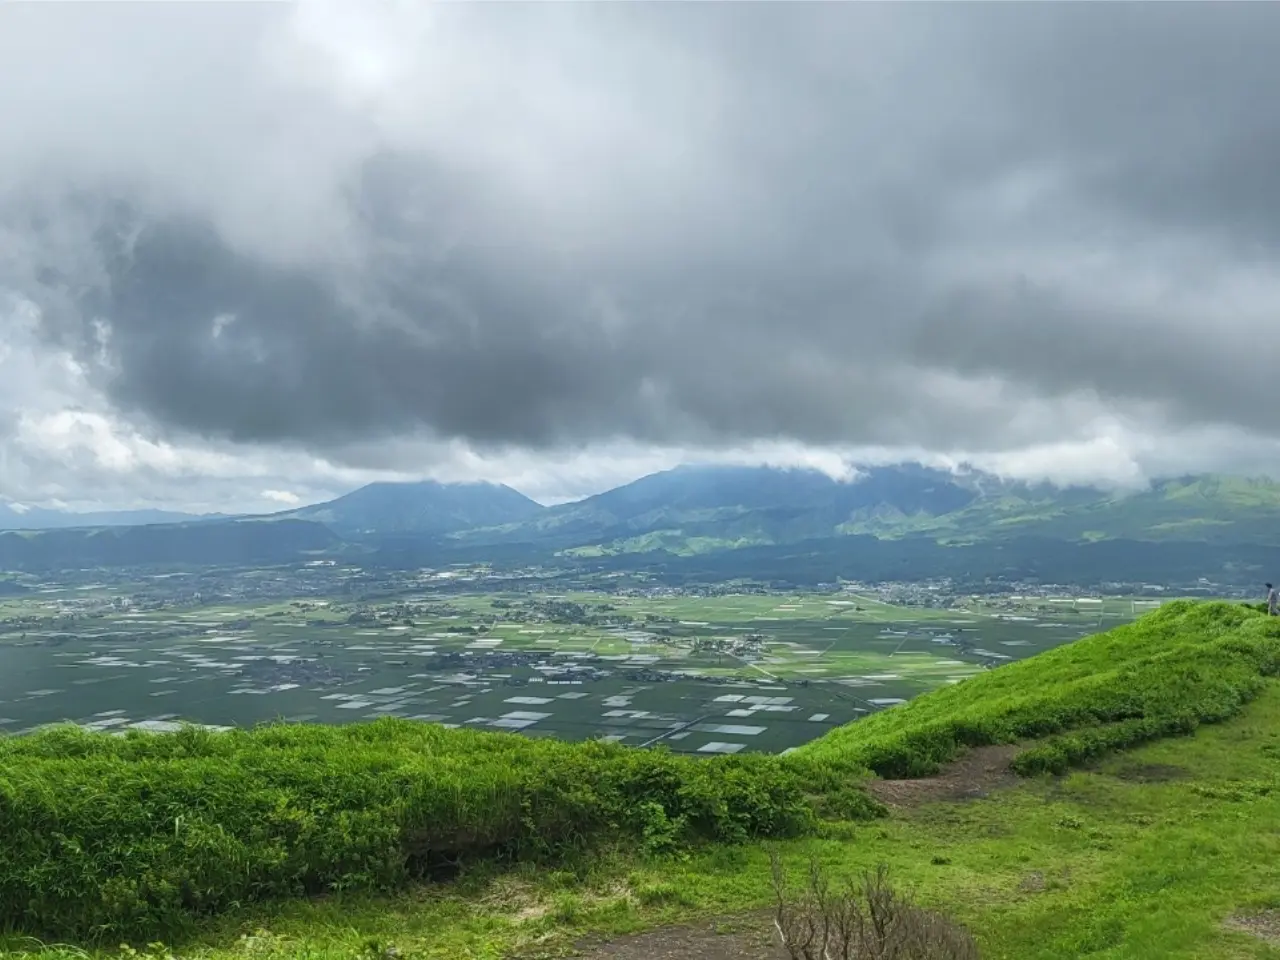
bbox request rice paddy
[0,582,1151,754]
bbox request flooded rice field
[0,590,1139,754]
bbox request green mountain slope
[4,468,1280,574]
[876,474,1280,545]
[453,464,981,554]
[457,468,1280,556]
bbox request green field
[1,599,1278,958]
[0,584,1150,755]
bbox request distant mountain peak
[285,478,543,537]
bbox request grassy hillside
[2,601,1278,953]
[797,599,1280,778]
[842,474,1280,546]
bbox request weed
[549,894,582,925]
[632,882,695,909]
[770,856,978,959]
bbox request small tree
[771,855,978,960]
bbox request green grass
[795,600,1280,778]
[0,721,813,941]
[3,600,1279,957]
[7,678,1280,960]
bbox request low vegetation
[0,722,811,940]
[771,858,979,959]
[3,600,1277,952]
[795,600,1280,778]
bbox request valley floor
[13,681,1280,960]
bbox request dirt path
[863,744,1023,808]
[574,913,786,960]
[1224,909,1280,946]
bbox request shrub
[0,720,814,940]
[770,856,979,959]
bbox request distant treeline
[0,516,1275,589]
[576,535,1279,589]
[368,533,1279,589]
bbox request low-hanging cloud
[4,2,1280,506]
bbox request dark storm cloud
[6,2,1280,455]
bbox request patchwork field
[0,585,1155,755]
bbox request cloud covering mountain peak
[4,3,1280,509]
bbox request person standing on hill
[1267,583,1278,616]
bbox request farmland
[1,599,1278,954]
[0,574,1155,755]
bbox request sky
[4,2,1280,513]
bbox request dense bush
[796,601,1280,778]
[0,720,812,940]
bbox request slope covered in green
[853,474,1280,546]
[0,719,811,940]
[798,599,1280,777]
[1,601,1277,947]
[451,468,1280,557]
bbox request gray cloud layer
[4,3,1280,470]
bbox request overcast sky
[4,2,1280,512]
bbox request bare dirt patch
[573,913,786,960]
[1108,762,1190,783]
[1224,909,1280,945]
[864,745,1023,808]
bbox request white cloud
[5,284,1280,512]
[4,5,1280,513]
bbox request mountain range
[5,464,1280,581]
[0,503,227,530]
[445,466,1280,553]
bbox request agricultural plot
[0,586,1154,755]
